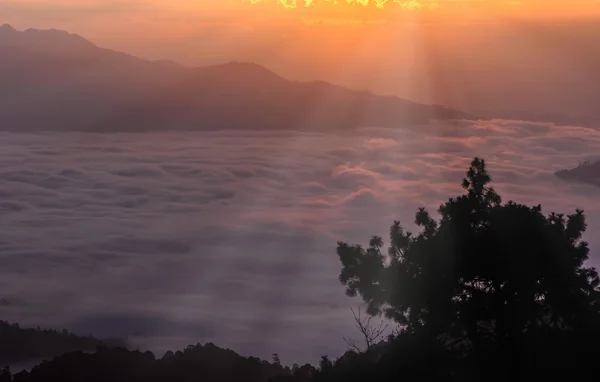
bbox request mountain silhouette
[555,160,600,188]
[0,25,472,133]
[0,24,96,53]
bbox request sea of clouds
[1,119,600,365]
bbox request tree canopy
[336,157,600,379]
[0,320,125,365]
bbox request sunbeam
[1,0,600,378]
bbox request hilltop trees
[13,343,294,382]
[336,157,600,380]
[0,321,126,365]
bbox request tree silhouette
[0,366,11,382]
[271,353,281,366]
[14,342,294,382]
[0,320,125,365]
[336,157,600,379]
[342,307,388,353]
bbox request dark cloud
[1,120,600,364]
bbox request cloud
[1,119,600,364]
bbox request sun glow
[244,0,436,9]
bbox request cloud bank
[1,119,600,364]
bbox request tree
[0,366,11,382]
[318,356,333,373]
[336,157,600,378]
[271,353,281,365]
[342,307,388,353]
[291,363,316,380]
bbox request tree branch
[343,307,389,352]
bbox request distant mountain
[0,25,472,133]
[0,320,126,368]
[555,161,600,188]
[0,24,96,54]
[475,109,600,129]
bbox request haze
[3,0,600,123]
[2,0,600,373]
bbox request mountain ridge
[555,160,600,188]
[0,25,473,133]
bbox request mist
[2,119,600,363]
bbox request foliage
[13,343,294,382]
[342,307,388,353]
[335,157,600,379]
[0,320,125,364]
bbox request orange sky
[3,0,600,30]
[2,0,599,117]
[3,0,599,45]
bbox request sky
[2,0,600,119]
